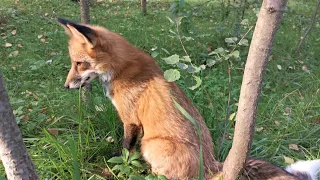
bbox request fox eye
[76,62,82,66]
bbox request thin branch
[296,0,320,56]
[217,60,232,158]
[176,21,190,57]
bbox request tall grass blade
[171,95,204,180]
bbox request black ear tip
[57,17,68,25]
[57,18,79,27]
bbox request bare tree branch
[222,0,287,179]
[296,0,320,56]
[0,73,39,180]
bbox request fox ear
[57,18,96,48]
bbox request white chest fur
[99,72,117,109]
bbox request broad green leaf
[239,39,249,46]
[130,152,141,161]
[188,75,202,90]
[162,54,179,64]
[206,59,216,67]
[168,2,178,11]
[215,47,225,53]
[122,148,129,162]
[122,166,131,175]
[107,156,123,164]
[231,50,240,58]
[176,62,188,70]
[186,65,200,73]
[111,164,124,171]
[208,51,217,56]
[145,174,157,180]
[181,56,191,62]
[164,69,180,82]
[225,37,237,44]
[151,51,159,58]
[241,19,249,25]
[158,175,168,180]
[131,160,143,168]
[199,64,206,70]
[129,175,145,180]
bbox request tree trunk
[79,0,91,100]
[141,0,147,15]
[80,0,90,24]
[0,73,39,180]
[222,0,287,179]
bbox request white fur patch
[81,70,98,84]
[99,72,117,109]
[285,159,320,180]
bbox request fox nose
[64,84,70,89]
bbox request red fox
[57,18,320,180]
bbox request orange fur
[58,18,319,180]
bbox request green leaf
[112,164,124,171]
[241,19,249,25]
[186,65,200,73]
[188,75,202,90]
[168,2,178,11]
[131,160,143,168]
[145,174,157,180]
[181,56,191,62]
[162,54,179,64]
[108,156,123,164]
[151,51,159,58]
[164,69,180,82]
[208,51,217,56]
[206,59,216,67]
[231,50,240,58]
[199,64,206,70]
[129,175,145,180]
[130,152,141,161]
[176,62,188,70]
[158,175,168,180]
[122,166,131,175]
[239,39,249,46]
[122,148,130,162]
[214,47,225,53]
[225,37,237,44]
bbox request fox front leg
[122,124,142,153]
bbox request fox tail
[285,159,320,180]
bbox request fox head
[57,18,100,89]
[58,18,132,89]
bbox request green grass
[0,0,319,179]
